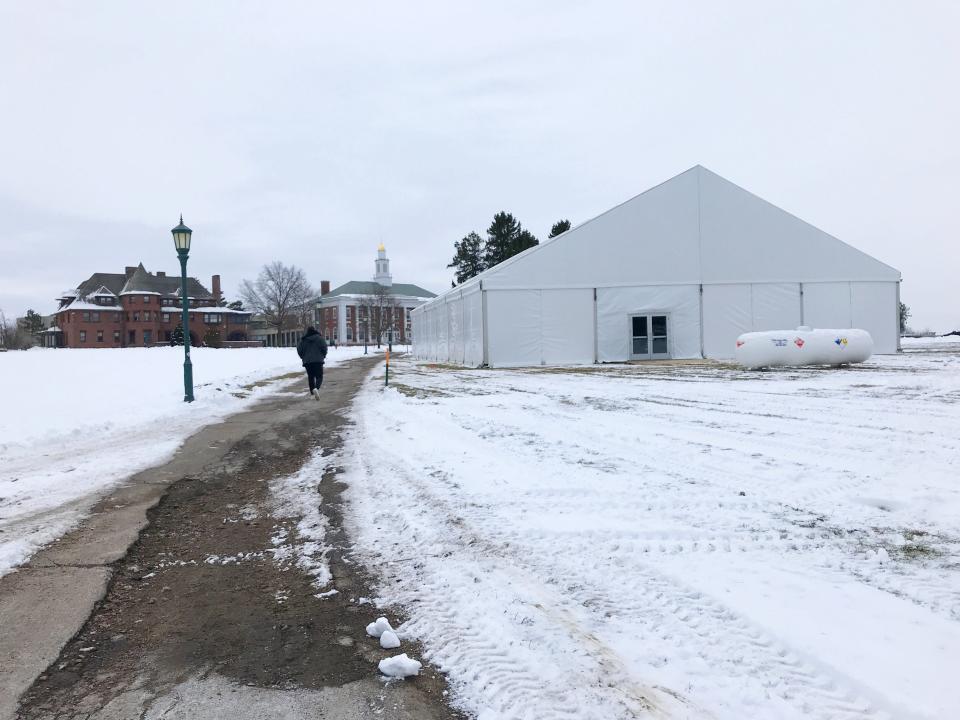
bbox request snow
[366,616,394,639]
[379,630,401,649]
[342,347,960,720]
[0,345,366,577]
[377,653,421,678]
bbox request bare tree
[359,284,398,348]
[239,262,315,335]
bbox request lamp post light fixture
[171,215,194,402]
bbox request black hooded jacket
[296,328,328,366]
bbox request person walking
[296,326,328,400]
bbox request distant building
[316,245,435,345]
[50,263,253,348]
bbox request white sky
[1,1,957,331]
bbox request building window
[203,313,222,324]
[82,311,90,321]
[97,330,104,342]
[79,330,86,342]
[113,330,120,343]
[143,295,151,304]
[128,330,136,344]
[133,312,139,322]
[91,311,100,322]
[113,313,120,323]
[143,330,152,345]
[144,311,151,321]
[162,313,170,323]
[347,327,353,341]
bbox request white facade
[413,166,901,367]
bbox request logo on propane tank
[770,338,788,347]
[834,337,848,347]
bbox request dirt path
[9,357,461,720]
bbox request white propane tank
[734,327,873,369]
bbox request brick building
[51,264,252,349]
[316,245,435,346]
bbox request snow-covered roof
[90,285,117,297]
[118,290,162,296]
[187,306,252,314]
[60,300,124,311]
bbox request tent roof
[422,165,900,307]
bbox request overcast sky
[1,1,957,331]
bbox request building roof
[119,263,212,298]
[71,264,212,300]
[322,280,436,300]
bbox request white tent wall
[751,283,803,332]
[702,285,752,358]
[485,288,594,367]
[462,288,484,366]
[436,299,449,362]
[597,285,701,361]
[541,289,594,365]
[487,290,541,366]
[448,294,464,364]
[851,281,898,353]
[802,282,852,329]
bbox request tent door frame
[629,312,671,360]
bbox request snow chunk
[366,616,394,638]
[378,653,421,678]
[380,630,401,649]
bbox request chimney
[212,274,222,304]
[125,266,136,278]
[320,280,330,296]
[156,271,166,278]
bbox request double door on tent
[630,314,670,360]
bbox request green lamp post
[171,215,194,402]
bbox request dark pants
[305,362,324,392]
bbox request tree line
[448,213,571,286]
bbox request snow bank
[0,345,366,577]
[343,352,960,720]
[378,653,421,678]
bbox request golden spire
[378,242,385,252]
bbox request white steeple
[374,243,393,286]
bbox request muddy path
[13,357,462,720]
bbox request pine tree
[170,324,185,346]
[448,231,485,284]
[549,219,571,238]
[483,212,539,268]
[511,228,538,256]
[484,212,519,268]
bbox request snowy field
[342,342,960,720]
[0,345,365,577]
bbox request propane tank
[735,327,873,369]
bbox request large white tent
[412,166,901,367]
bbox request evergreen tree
[448,231,485,284]
[512,228,538,256]
[20,309,44,335]
[549,219,571,238]
[483,212,539,269]
[227,300,244,311]
[170,323,185,346]
[899,302,911,335]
